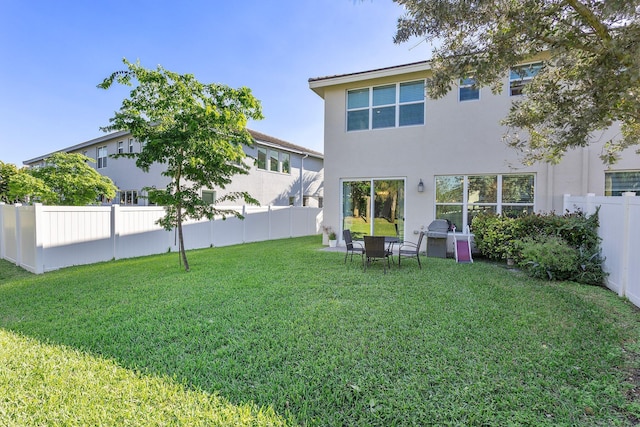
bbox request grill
[426,219,449,258]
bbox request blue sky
[0,0,431,166]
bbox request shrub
[516,236,579,281]
[471,214,522,260]
[472,209,606,285]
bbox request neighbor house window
[459,78,479,102]
[269,150,279,172]
[97,146,108,169]
[202,190,216,205]
[510,62,543,96]
[256,146,290,174]
[128,138,135,153]
[605,171,640,196]
[119,190,138,205]
[281,152,290,174]
[257,147,267,170]
[347,80,425,131]
[117,141,124,154]
[435,174,535,230]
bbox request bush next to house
[472,209,606,285]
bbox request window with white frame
[435,174,535,230]
[119,190,138,205]
[128,138,135,153]
[269,149,279,172]
[510,62,543,96]
[202,190,216,205]
[459,78,479,102]
[117,141,124,154]
[97,146,108,169]
[256,146,290,174]
[257,147,267,170]
[281,152,290,174]
[347,80,425,131]
[605,171,640,196]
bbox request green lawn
[0,235,638,426]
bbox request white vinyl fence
[0,203,322,274]
[563,193,640,308]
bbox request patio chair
[343,229,365,263]
[398,231,425,269]
[364,235,391,273]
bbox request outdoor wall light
[418,179,424,193]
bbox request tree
[98,59,263,271]
[0,161,19,203]
[393,0,640,164]
[2,154,115,205]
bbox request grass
[0,235,639,426]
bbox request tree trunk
[177,203,190,271]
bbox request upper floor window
[97,146,107,169]
[605,171,640,196]
[510,62,543,96]
[347,80,425,131]
[459,78,479,102]
[256,146,290,174]
[128,138,135,153]
[117,141,124,154]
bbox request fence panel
[0,204,322,273]
[564,193,639,307]
[1,204,19,265]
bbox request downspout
[300,153,308,207]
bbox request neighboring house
[308,60,639,244]
[23,129,324,208]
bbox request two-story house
[24,129,324,208]
[309,60,639,245]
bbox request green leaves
[3,153,116,206]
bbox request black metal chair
[398,231,425,269]
[364,235,391,273]
[343,229,364,263]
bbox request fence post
[14,204,22,268]
[585,193,596,216]
[562,194,570,213]
[619,192,635,298]
[0,202,5,260]
[33,203,44,274]
[268,205,272,240]
[109,205,120,259]
[242,205,247,243]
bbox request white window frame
[435,174,535,230]
[605,170,640,196]
[117,141,124,154]
[97,146,108,169]
[128,138,135,153]
[202,190,216,205]
[119,190,138,205]
[510,62,543,96]
[346,80,425,132]
[459,78,480,102]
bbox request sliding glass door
[342,179,405,240]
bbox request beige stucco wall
[316,66,639,242]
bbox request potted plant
[323,225,338,247]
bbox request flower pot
[329,239,337,248]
